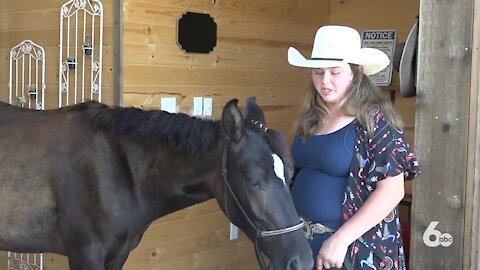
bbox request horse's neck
[128,143,222,221]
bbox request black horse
[0,97,313,270]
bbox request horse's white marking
[272,154,286,186]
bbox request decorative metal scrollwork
[59,0,103,106]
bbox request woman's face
[311,63,354,108]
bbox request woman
[288,25,419,270]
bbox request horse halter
[220,133,305,269]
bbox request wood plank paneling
[329,0,418,38]
[2,4,115,31]
[124,0,328,26]
[0,0,116,106]
[330,0,419,94]
[151,200,220,226]
[124,43,302,70]
[3,0,78,12]
[329,0,419,96]
[466,2,480,269]
[0,27,116,48]
[122,85,308,108]
[0,252,6,269]
[43,253,69,270]
[124,65,306,88]
[124,19,319,51]
[0,83,115,110]
[0,11,5,32]
[126,239,256,270]
[125,202,257,270]
[412,0,473,269]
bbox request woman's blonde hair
[292,64,403,139]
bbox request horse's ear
[244,96,266,125]
[221,99,245,142]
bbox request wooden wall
[122,0,328,137]
[412,0,479,269]
[0,5,6,268]
[0,0,420,269]
[0,0,115,109]
[0,254,5,270]
[329,0,419,147]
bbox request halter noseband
[220,121,305,269]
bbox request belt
[301,217,336,240]
[301,217,353,270]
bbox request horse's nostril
[287,257,300,270]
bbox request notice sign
[361,30,396,86]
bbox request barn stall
[1,0,477,269]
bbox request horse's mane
[74,101,221,156]
[66,102,292,169]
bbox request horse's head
[216,97,313,270]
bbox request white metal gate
[7,253,43,270]
[7,39,46,270]
[6,2,105,267]
[8,40,46,110]
[59,0,104,107]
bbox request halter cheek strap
[220,145,304,270]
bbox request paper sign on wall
[361,30,396,86]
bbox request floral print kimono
[343,109,419,270]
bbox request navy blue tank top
[291,121,355,229]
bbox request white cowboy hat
[288,25,390,75]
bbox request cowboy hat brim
[288,47,389,76]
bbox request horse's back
[0,102,100,167]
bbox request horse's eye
[247,178,261,188]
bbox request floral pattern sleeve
[367,112,419,185]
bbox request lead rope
[255,236,269,270]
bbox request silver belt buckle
[301,217,314,240]
[300,217,334,240]
[311,223,329,234]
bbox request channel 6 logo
[423,221,453,247]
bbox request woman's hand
[316,234,349,269]
[316,174,405,269]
